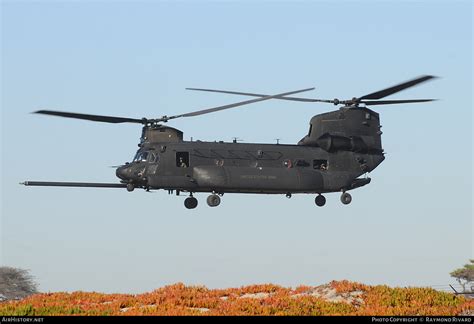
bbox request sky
[1,0,472,294]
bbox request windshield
[133,151,149,162]
[133,151,159,163]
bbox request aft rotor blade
[186,87,320,102]
[362,99,437,106]
[358,75,437,100]
[34,110,145,124]
[168,87,315,119]
[21,181,128,188]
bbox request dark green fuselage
[117,106,385,195]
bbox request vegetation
[451,260,474,293]
[0,267,38,301]
[0,281,472,316]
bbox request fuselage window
[313,159,328,170]
[176,152,189,168]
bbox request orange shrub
[0,281,471,316]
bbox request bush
[0,267,38,301]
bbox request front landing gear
[184,196,198,209]
[206,194,221,207]
[340,192,352,205]
[315,194,326,207]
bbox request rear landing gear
[126,183,135,192]
[315,194,326,207]
[184,196,198,209]
[206,194,221,207]
[340,192,352,205]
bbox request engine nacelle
[315,133,368,153]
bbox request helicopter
[21,75,437,209]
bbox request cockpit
[133,150,159,163]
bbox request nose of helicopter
[115,165,129,180]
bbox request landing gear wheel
[206,194,221,207]
[126,183,135,192]
[184,197,198,209]
[315,194,326,207]
[340,192,352,205]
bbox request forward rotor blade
[362,99,437,106]
[169,87,315,119]
[34,110,145,124]
[186,87,320,102]
[358,75,437,100]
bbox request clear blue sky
[1,1,472,293]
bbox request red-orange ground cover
[1,281,472,316]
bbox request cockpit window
[133,151,149,162]
[133,151,160,163]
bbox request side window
[176,152,189,168]
[313,159,328,171]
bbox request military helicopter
[21,76,437,209]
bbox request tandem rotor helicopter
[22,75,437,209]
